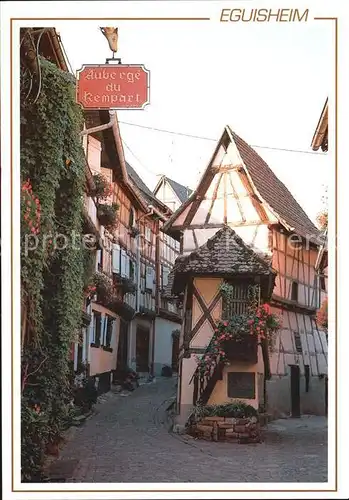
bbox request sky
[56,17,331,224]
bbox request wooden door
[136,326,150,372]
[290,365,301,417]
[117,320,129,369]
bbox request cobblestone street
[54,377,327,483]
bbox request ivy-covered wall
[20,58,90,481]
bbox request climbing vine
[20,58,92,480]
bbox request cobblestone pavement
[56,377,327,483]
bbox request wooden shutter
[162,265,170,288]
[94,313,102,346]
[112,244,121,274]
[146,266,154,290]
[100,315,106,346]
[121,249,127,277]
[89,312,95,343]
[125,254,130,278]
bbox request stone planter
[189,415,261,443]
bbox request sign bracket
[105,53,122,65]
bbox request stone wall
[188,416,261,443]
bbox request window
[221,284,250,319]
[94,313,102,346]
[291,281,298,301]
[97,249,103,272]
[129,207,136,228]
[320,276,326,292]
[129,260,135,282]
[145,266,155,291]
[304,365,310,392]
[105,316,114,348]
[145,226,152,243]
[293,332,302,353]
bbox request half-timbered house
[311,98,328,152]
[163,125,328,423]
[154,175,193,212]
[79,110,181,391]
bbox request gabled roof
[311,98,328,152]
[163,126,321,243]
[153,175,193,203]
[126,163,172,216]
[169,225,275,295]
[227,127,320,240]
[167,177,193,203]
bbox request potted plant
[96,202,119,230]
[92,173,113,201]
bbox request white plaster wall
[154,317,179,375]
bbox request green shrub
[191,401,258,422]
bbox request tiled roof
[125,162,170,213]
[228,127,320,241]
[174,225,274,276]
[165,226,275,296]
[166,177,193,203]
[125,162,155,202]
[163,127,322,244]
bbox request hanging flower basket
[21,179,41,235]
[96,202,119,230]
[91,271,115,304]
[92,173,113,200]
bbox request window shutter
[146,266,154,290]
[112,244,121,274]
[162,266,170,288]
[121,249,127,277]
[100,316,106,346]
[89,312,95,343]
[125,254,130,278]
[152,268,156,294]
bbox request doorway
[117,320,128,369]
[171,335,180,372]
[136,326,150,372]
[290,365,301,417]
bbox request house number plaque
[227,372,256,399]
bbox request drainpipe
[80,111,117,136]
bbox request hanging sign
[76,64,150,110]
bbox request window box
[223,335,258,364]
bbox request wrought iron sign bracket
[105,54,122,65]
